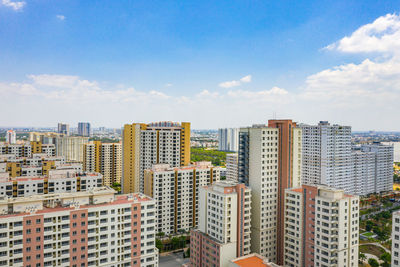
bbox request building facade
[0,187,158,267]
[238,120,301,264]
[382,141,400,162]
[226,153,238,182]
[56,136,89,162]
[392,211,400,266]
[78,122,91,137]
[144,162,220,235]
[83,141,122,186]
[122,121,190,193]
[190,182,252,267]
[284,185,359,267]
[218,128,239,152]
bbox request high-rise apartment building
[29,132,62,145]
[56,136,89,162]
[238,120,301,264]
[218,128,239,152]
[226,153,238,182]
[301,121,393,195]
[360,143,393,193]
[190,181,252,267]
[144,161,220,235]
[78,122,91,137]
[57,123,70,136]
[122,121,190,193]
[284,185,359,267]
[83,141,122,186]
[6,130,16,144]
[301,121,353,190]
[0,187,159,267]
[392,211,400,266]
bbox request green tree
[380,252,391,264]
[368,258,379,267]
[171,237,180,250]
[156,232,165,238]
[156,239,163,252]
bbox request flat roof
[232,255,274,267]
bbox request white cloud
[1,0,25,11]
[165,83,173,87]
[56,15,66,21]
[240,75,252,83]
[219,74,252,88]
[325,13,400,54]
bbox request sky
[1,0,400,130]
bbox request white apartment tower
[218,128,239,152]
[226,153,238,182]
[284,185,359,267]
[56,136,89,162]
[301,121,353,191]
[360,143,393,193]
[144,161,220,235]
[190,181,251,267]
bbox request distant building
[0,170,102,198]
[0,154,81,178]
[78,122,91,137]
[83,141,122,186]
[382,141,400,162]
[226,153,238,182]
[144,162,220,235]
[392,211,400,266]
[284,185,359,267]
[5,130,16,144]
[29,132,61,144]
[122,121,190,193]
[0,141,56,158]
[57,123,70,136]
[190,181,252,267]
[218,128,239,152]
[56,136,89,162]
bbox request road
[360,202,400,220]
[159,252,189,267]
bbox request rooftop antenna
[273,111,277,120]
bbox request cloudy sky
[1,1,399,130]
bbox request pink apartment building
[190,182,251,267]
[0,187,158,267]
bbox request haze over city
[1,1,400,130]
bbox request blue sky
[1,0,400,130]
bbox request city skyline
[0,1,400,130]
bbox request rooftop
[231,253,280,267]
